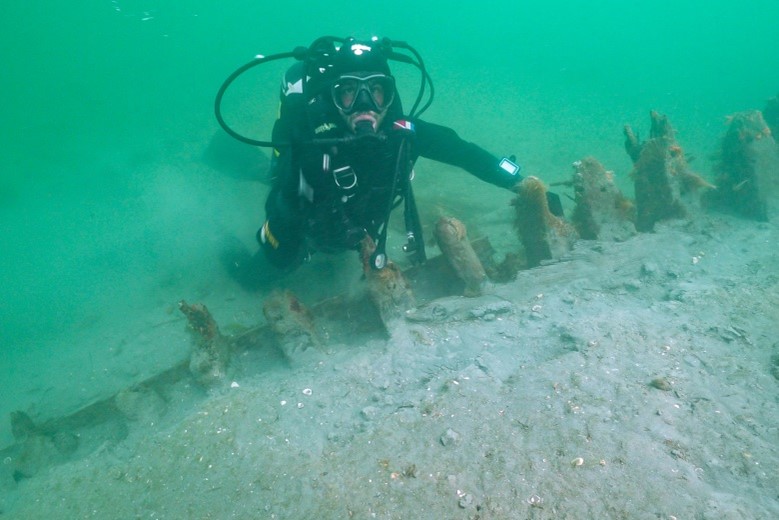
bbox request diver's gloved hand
[258,189,307,269]
[499,155,565,217]
[220,236,287,292]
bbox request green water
[1,0,777,441]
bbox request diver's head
[331,72,395,134]
[328,38,396,134]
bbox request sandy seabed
[2,206,778,519]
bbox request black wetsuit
[258,65,521,270]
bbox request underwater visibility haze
[1,0,779,515]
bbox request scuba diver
[216,36,559,289]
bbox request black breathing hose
[214,38,433,148]
[213,50,302,147]
[383,38,434,118]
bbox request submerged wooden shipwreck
[704,110,778,221]
[566,156,636,241]
[434,216,487,296]
[6,97,777,483]
[623,111,713,231]
[511,176,578,267]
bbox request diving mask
[331,74,396,115]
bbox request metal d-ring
[333,165,357,190]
